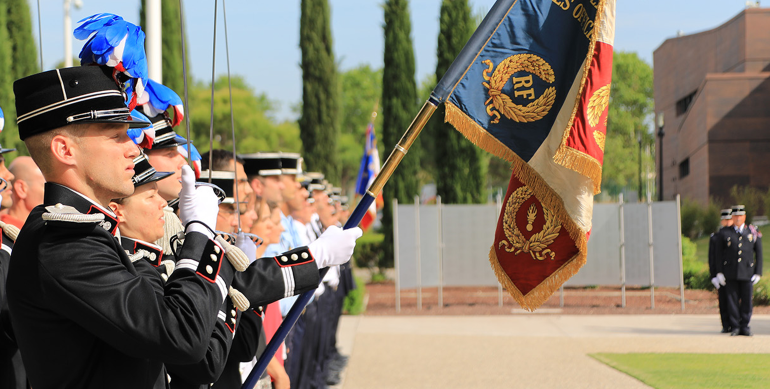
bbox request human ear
[50,134,77,167]
[110,202,127,223]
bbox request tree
[187,75,302,156]
[139,0,189,97]
[299,0,339,182]
[0,0,22,157]
[429,0,484,204]
[6,0,37,81]
[601,51,655,198]
[381,0,419,266]
[338,65,383,190]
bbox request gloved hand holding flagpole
[244,0,615,385]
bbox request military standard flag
[355,122,382,231]
[431,0,616,310]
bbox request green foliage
[601,52,655,197]
[338,65,383,188]
[753,276,770,306]
[0,0,36,159]
[353,232,387,270]
[186,75,301,154]
[342,276,366,315]
[729,185,762,223]
[381,0,419,269]
[0,0,22,158]
[592,353,770,389]
[6,0,37,81]
[428,0,484,204]
[680,197,721,240]
[299,0,340,182]
[681,236,711,290]
[139,0,190,99]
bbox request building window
[679,158,690,178]
[676,90,697,116]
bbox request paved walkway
[333,314,770,389]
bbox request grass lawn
[591,353,770,389]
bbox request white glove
[178,165,218,239]
[752,274,761,285]
[717,273,726,286]
[235,231,258,266]
[307,225,362,269]
[711,277,721,290]
[313,282,326,299]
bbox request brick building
[653,8,770,206]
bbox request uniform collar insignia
[87,205,119,236]
[120,237,163,266]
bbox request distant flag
[74,13,148,110]
[431,0,616,310]
[0,107,4,132]
[176,135,202,179]
[354,122,382,231]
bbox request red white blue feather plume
[176,136,202,179]
[75,13,148,110]
[0,107,4,133]
[137,79,185,127]
[127,110,155,149]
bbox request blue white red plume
[127,110,156,149]
[0,107,4,133]
[176,135,202,179]
[75,13,148,110]
[137,79,185,127]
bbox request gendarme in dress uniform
[6,66,236,389]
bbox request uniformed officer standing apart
[715,205,763,336]
[710,209,733,333]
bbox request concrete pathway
[333,315,770,389]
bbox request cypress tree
[381,0,419,266]
[6,0,37,81]
[139,0,188,96]
[431,0,484,204]
[299,0,339,182]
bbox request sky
[35,0,755,121]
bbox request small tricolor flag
[432,0,616,310]
[354,122,382,231]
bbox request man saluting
[6,66,239,389]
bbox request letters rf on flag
[437,0,616,310]
[355,122,382,231]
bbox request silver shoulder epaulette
[42,203,105,223]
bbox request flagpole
[242,97,438,388]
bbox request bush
[352,232,387,271]
[343,276,366,315]
[754,277,770,306]
[730,185,762,223]
[681,236,713,290]
[680,198,723,240]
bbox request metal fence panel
[652,202,681,287]
[396,205,418,289]
[418,206,440,288]
[441,204,499,287]
[565,204,621,286]
[623,203,652,286]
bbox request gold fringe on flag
[445,102,588,310]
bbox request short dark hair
[201,149,243,171]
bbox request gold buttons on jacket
[291,254,298,261]
[210,254,218,262]
[281,256,288,262]
[206,265,214,274]
[301,252,309,259]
